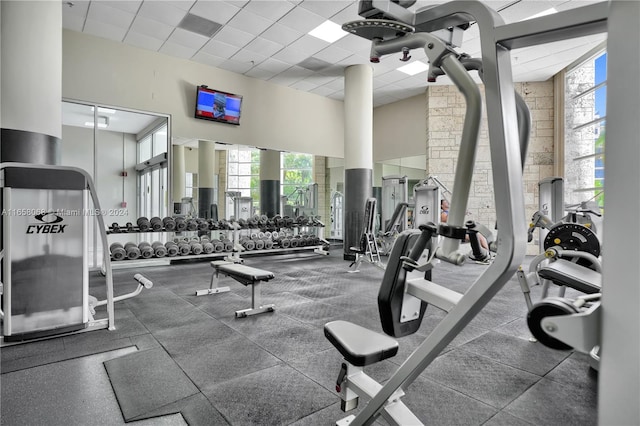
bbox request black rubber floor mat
[104,347,199,422]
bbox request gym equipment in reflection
[349,198,384,272]
[330,190,344,241]
[281,183,319,218]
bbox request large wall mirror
[61,100,170,265]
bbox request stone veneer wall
[426,81,555,255]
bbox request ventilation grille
[177,13,222,38]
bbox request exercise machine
[322,0,612,423]
[380,175,409,234]
[1,162,152,344]
[330,190,344,241]
[349,198,384,272]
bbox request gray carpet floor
[1,246,598,425]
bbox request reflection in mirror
[61,100,170,266]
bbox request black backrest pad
[378,230,428,337]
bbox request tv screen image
[195,86,242,125]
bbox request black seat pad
[324,320,398,367]
[217,264,274,286]
[538,258,601,294]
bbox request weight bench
[538,258,602,294]
[195,260,275,318]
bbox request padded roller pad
[538,258,602,294]
[324,320,398,367]
[217,264,275,286]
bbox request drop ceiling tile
[244,67,279,80]
[260,23,304,46]
[288,35,329,57]
[313,45,352,64]
[63,1,90,18]
[167,27,210,50]
[290,79,321,91]
[83,18,127,42]
[214,25,255,48]
[130,15,175,40]
[255,58,292,74]
[278,6,325,33]
[328,91,344,101]
[332,33,371,53]
[96,0,142,14]
[63,13,85,32]
[217,59,255,74]
[299,0,352,19]
[124,31,164,51]
[323,78,344,91]
[201,39,241,59]
[330,3,361,23]
[272,45,311,65]
[227,9,275,36]
[310,85,338,97]
[138,1,187,27]
[243,0,296,21]
[159,41,199,59]
[192,51,228,68]
[189,1,240,24]
[164,0,196,11]
[87,3,135,29]
[243,37,284,57]
[231,48,268,66]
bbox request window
[185,172,197,198]
[226,146,260,217]
[564,50,606,210]
[281,152,313,204]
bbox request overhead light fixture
[309,20,347,43]
[91,106,117,114]
[84,116,109,128]
[523,7,557,21]
[397,61,428,76]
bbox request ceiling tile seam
[120,0,146,44]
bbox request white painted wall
[62,30,344,158]
[373,93,427,162]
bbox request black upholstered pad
[324,320,398,367]
[218,264,274,286]
[538,259,602,294]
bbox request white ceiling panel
[201,39,242,59]
[227,9,277,36]
[167,28,210,50]
[63,13,86,32]
[137,1,187,27]
[87,2,135,29]
[260,22,304,46]
[243,0,296,21]
[213,25,255,48]
[243,37,285,57]
[130,15,175,40]
[83,19,127,42]
[299,0,352,19]
[124,31,165,51]
[63,0,607,107]
[189,1,241,24]
[277,6,326,33]
[96,0,142,14]
[159,41,200,59]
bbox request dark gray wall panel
[344,168,372,260]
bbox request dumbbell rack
[105,217,329,270]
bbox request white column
[172,145,186,205]
[599,2,640,424]
[198,140,217,218]
[1,0,62,164]
[343,64,374,259]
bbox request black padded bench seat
[325,320,399,367]
[196,260,275,317]
[217,263,275,286]
[538,258,602,294]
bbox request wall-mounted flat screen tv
[194,85,242,125]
